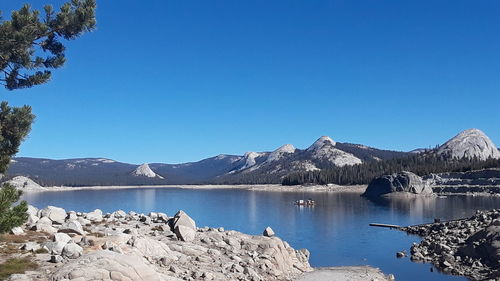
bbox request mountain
[10,130,498,186]
[132,164,164,179]
[436,129,500,161]
[305,136,362,166]
[212,137,410,184]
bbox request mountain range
[7,129,500,186]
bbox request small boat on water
[294,199,316,206]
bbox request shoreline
[21,184,368,194]
[20,183,500,197]
[3,204,394,281]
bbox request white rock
[113,210,126,218]
[77,217,91,226]
[40,206,67,224]
[21,242,41,252]
[66,211,77,221]
[59,220,84,235]
[26,205,38,217]
[175,225,196,242]
[54,233,72,244]
[86,209,103,222]
[10,227,24,235]
[62,242,83,258]
[52,251,163,281]
[173,210,196,231]
[263,226,275,237]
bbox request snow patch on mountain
[307,136,362,166]
[132,163,164,179]
[437,129,500,161]
[265,144,296,163]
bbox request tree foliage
[282,153,500,186]
[0,102,35,174]
[0,0,96,90]
[0,102,34,234]
[0,0,96,233]
[0,183,27,233]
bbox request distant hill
[7,136,410,186]
[283,129,500,186]
[8,129,498,186]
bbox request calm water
[22,188,500,281]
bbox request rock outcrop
[425,168,500,194]
[132,163,164,179]
[362,171,433,198]
[306,136,362,167]
[437,129,500,161]
[7,176,45,191]
[15,205,311,281]
[403,209,500,281]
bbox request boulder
[77,217,91,226]
[52,250,164,281]
[174,225,196,242]
[21,242,40,252]
[157,212,169,222]
[172,210,196,231]
[59,220,84,235]
[112,210,126,218]
[26,205,38,217]
[10,227,24,235]
[54,233,72,244]
[458,222,500,267]
[40,206,67,224]
[62,242,83,258]
[34,217,57,234]
[86,209,103,222]
[50,255,63,263]
[362,171,433,198]
[263,226,275,237]
[45,233,72,254]
[66,211,78,221]
[26,213,39,226]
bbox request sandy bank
[296,266,392,281]
[22,184,368,194]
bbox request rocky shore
[402,209,500,281]
[2,205,391,281]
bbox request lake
[21,188,500,281]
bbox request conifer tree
[0,0,96,233]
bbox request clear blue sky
[2,0,499,164]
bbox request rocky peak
[306,136,362,167]
[132,164,164,179]
[239,152,264,170]
[437,129,500,161]
[307,136,336,151]
[266,144,296,163]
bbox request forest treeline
[281,154,500,186]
